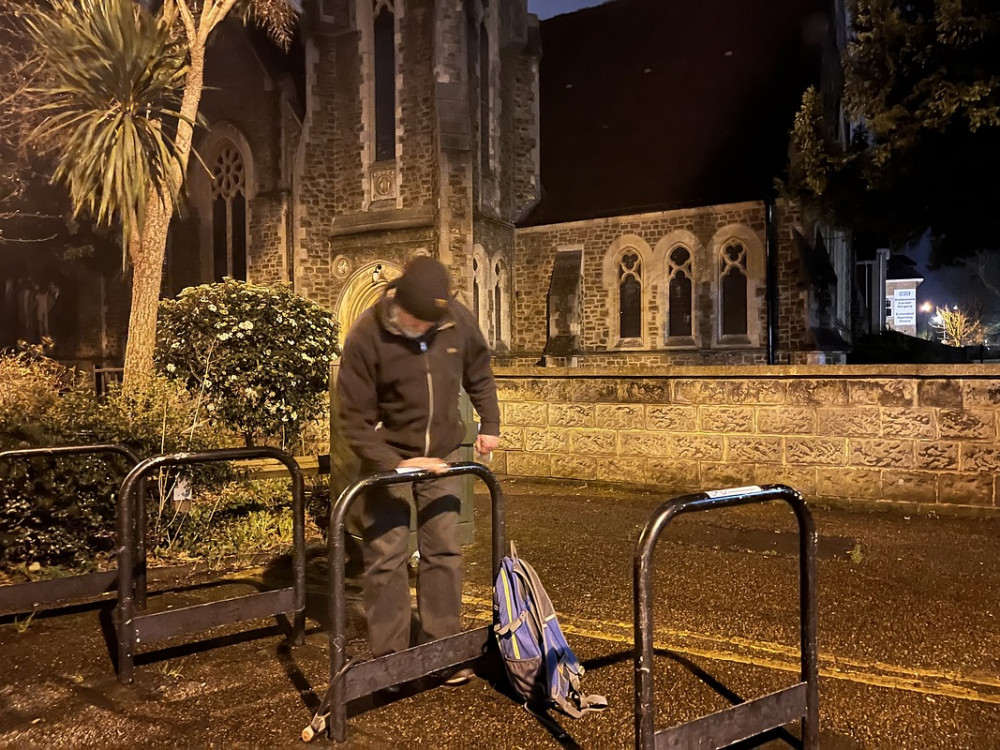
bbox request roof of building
[886,254,924,282]
[521,0,828,226]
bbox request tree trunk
[122,198,172,395]
[120,45,206,395]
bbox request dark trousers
[358,451,463,657]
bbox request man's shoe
[441,667,474,686]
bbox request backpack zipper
[421,340,433,456]
[500,571,521,659]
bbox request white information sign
[893,290,916,326]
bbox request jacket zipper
[421,340,433,455]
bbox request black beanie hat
[394,256,451,321]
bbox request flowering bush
[155,279,340,447]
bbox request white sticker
[394,466,423,474]
[704,485,762,498]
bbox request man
[336,255,501,686]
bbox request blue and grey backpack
[493,542,608,718]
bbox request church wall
[294,9,349,308]
[491,365,1000,513]
[775,201,813,357]
[503,11,541,220]
[472,216,515,345]
[510,200,818,367]
[513,202,769,361]
[248,194,289,287]
[201,21,284,194]
[398,0,437,209]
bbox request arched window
[667,245,693,339]
[471,247,489,335]
[210,143,247,281]
[720,242,748,336]
[472,256,482,324]
[618,251,642,340]
[373,1,396,163]
[493,260,507,347]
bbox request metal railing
[308,461,505,743]
[0,445,146,615]
[115,446,306,684]
[633,484,819,750]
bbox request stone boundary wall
[491,365,1000,512]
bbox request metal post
[794,501,820,748]
[136,477,147,609]
[291,461,306,645]
[117,465,140,684]
[633,504,680,749]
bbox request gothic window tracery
[720,241,748,337]
[472,256,483,326]
[667,245,693,339]
[618,251,642,340]
[210,143,247,281]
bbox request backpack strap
[514,560,608,715]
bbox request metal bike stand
[314,461,505,743]
[115,446,306,684]
[0,445,147,614]
[634,484,819,750]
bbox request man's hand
[475,433,501,456]
[398,457,450,474]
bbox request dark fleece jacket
[336,287,501,471]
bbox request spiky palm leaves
[24,0,189,250]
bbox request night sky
[527,0,608,20]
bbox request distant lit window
[720,242,747,336]
[619,251,642,339]
[667,245,693,338]
[211,143,247,282]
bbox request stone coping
[494,364,1000,379]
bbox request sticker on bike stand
[704,485,763,498]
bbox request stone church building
[3,0,850,373]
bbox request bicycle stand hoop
[316,461,505,743]
[114,446,308,685]
[632,483,819,750]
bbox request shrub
[0,351,226,569]
[160,478,296,565]
[155,279,340,448]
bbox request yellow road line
[461,593,1000,705]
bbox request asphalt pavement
[1,476,999,748]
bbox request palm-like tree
[26,0,296,394]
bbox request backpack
[493,542,608,718]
